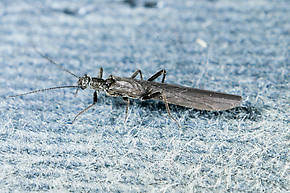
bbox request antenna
[8,86,79,98]
[32,45,79,78]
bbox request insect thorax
[89,77,108,91]
[105,77,148,98]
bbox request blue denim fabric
[0,0,289,192]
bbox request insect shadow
[81,94,259,127]
[189,106,262,121]
[123,0,158,8]
[133,99,262,122]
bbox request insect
[9,50,242,126]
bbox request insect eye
[77,76,90,89]
[83,78,89,86]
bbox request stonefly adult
[9,50,242,127]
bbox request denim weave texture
[0,0,289,192]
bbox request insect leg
[141,91,181,127]
[141,91,161,100]
[72,91,98,123]
[161,92,181,128]
[147,69,166,83]
[98,67,103,79]
[130,69,143,80]
[123,97,130,122]
[74,88,80,97]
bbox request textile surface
[0,0,289,192]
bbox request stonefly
[9,51,242,126]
